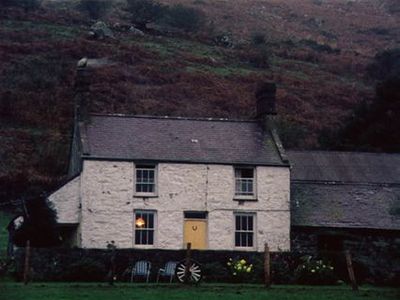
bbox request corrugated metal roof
[287,150,400,184]
[82,114,287,166]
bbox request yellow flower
[237,266,242,270]
[240,259,246,265]
[246,267,251,272]
[227,262,231,266]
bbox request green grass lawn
[0,283,398,300]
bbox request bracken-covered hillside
[0,0,399,202]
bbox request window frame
[134,163,158,197]
[134,210,157,247]
[234,212,256,249]
[233,166,257,200]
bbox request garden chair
[130,260,151,283]
[156,261,178,283]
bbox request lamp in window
[135,217,145,228]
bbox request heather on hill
[0,0,399,204]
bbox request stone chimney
[255,81,277,119]
[74,57,91,123]
[255,81,289,164]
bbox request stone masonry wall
[79,160,290,251]
[48,176,80,224]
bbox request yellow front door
[183,220,207,250]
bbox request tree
[126,0,165,30]
[320,48,400,152]
[161,4,205,33]
[13,194,60,247]
[0,0,41,11]
[77,0,112,20]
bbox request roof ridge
[286,150,400,156]
[89,113,258,123]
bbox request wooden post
[23,240,31,285]
[108,249,116,286]
[264,243,271,288]
[345,250,358,291]
[184,242,192,284]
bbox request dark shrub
[247,45,270,68]
[294,256,338,285]
[13,195,60,247]
[77,0,112,20]
[202,261,229,282]
[271,253,298,284]
[3,56,69,91]
[64,257,107,281]
[126,0,165,30]
[300,39,340,54]
[1,0,41,11]
[366,48,400,80]
[161,4,205,32]
[251,32,266,45]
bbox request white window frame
[234,212,256,249]
[134,164,157,196]
[134,210,156,247]
[234,167,257,200]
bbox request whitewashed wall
[49,176,81,224]
[79,160,290,251]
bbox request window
[135,164,156,194]
[184,211,207,219]
[235,167,255,197]
[235,213,254,248]
[134,211,155,245]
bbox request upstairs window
[235,213,255,248]
[235,167,255,197]
[135,164,156,194]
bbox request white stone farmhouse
[49,68,290,252]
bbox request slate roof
[288,151,400,230]
[291,183,400,230]
[81,114,287,166]
[287,150,400,184]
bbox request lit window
[134,211,155,245]
[135,165,156,194]
[235,213,254,248]
[235,167,255,197]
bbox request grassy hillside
[0,0,398,202]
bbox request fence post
[23,240,31,285]
[345,250,358,291]
[264,243,271,288]
[184,242,192,284]
[108,247,116,286]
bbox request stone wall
[291,226,400,285]
[77,160,290,251]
